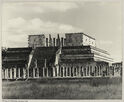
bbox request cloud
[2,2,78,18]
[2,17,82,47]
[99,40,113,45]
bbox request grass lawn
[2,78,122,99]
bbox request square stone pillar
[80,67,82,77]
[23,68,26,79]
[6,69,8,79]
[5,68,8,79]
[47,67,49,77]
[14,68,16,79]
[27,68,29,78]
[67,67,69,77]
[99,66,101,76]
[53,38,56,47]
[73,67,75,77]
[55,67,57,77]
[2,69,4,79]
[5,69,7,79]
[63,67,65,77]
[78,66,81,77]
[65,67,67,77]
[52,67,55,77]
[85,67,87,77]
[58,67,60,77]
[97,66,99,76]
[10,68,12,79]
[59,67,61,77]
[83,67,85,76]
[64,67,66,77]
[91,66,93,75]
[56,66,58,77]
[76,67,78,77]
[43,67,45,77]
[88,66,90,77]
[18,68,20,78]
[33,68,35,78]
[37,68,39,78]
[69,67,71,77]
[94,67,96,76]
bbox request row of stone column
[52,65,108,77]
[2,65,110,79]
[2,68,26,79]
[45,34,65,47]
[28,67,49,78]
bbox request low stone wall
[3,77,122,86]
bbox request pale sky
[2,0,122,62]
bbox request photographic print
[1,0,123,100]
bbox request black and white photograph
[1,0,123,100]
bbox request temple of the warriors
[2,32,122,79]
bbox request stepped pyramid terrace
[2,32,121,80]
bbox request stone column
[95,66,97,76]
[80,67,82,77]
[14,68,16,79]
[96,66,98,76]
[56,66,60,77]
[33,68,35,78]
[100,66,102,76]
[23,68,26,79]
[99,66,101,76]
[37,68,39,78]
[69,67,71,77]
[98,66,99,76]
[64,38,66,46]
[76,67,78,77]
[65,67,68,77]
[27,68,29,78]
[97,66,98,76]
[10,68,12,79]
[53,38,56,47]
[55,67,57,77]
[75,67,76,77]
[2,69,4,79]
[63,67,65,77]
[46,38,48,47]
[73,67,75,77]
[85,67,87,77]
[7,69,9,79]
[53,67,55,77]
[81,67,83,77]
[47,67,49,77]
[91,66,93,73]
[56,66,59,77]
[61,37,64,47]
[18,68,20,78]
[58,67,60,77]
[64,67,66,77]
[67,67,69,77]
[5,69,7,79]
[77,67,78,77]
[59,67,61,77]
[43,67,45,77]
[94,66,96,76]
[88,66,90,76]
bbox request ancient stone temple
[2,32,120,80]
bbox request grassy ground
[2,78,122,99]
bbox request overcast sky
[2,0,122,62]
